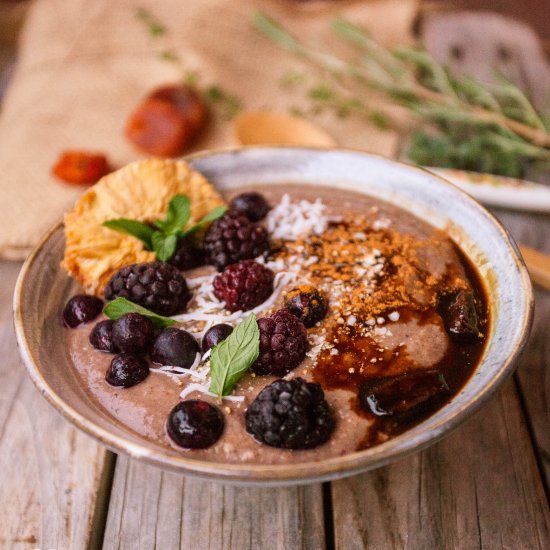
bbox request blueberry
[169,237,205,271]
[89,320,118,352]
[229,192,270,222]
[63,294,104,327]
[166,400,224,448]
[151,327,200,368]
[106,353,149,387]
[112,313,155,353]
[202,324,233,352]
[283,285,328,327]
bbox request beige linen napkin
[0,0,416,259]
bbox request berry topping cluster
[64,191,343,452]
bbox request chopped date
[439,290,481,342]
[358,370,449,417]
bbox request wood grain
[496,209,550,487]
[0,261,112,549]
[103,458,325,550]
[331,381,550,549]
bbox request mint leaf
[102,219,155,250]
[152,232,177,262]
[209,314,259,398]
[183,205,227,236]
[103,297,177,329]
[155,194,191,235]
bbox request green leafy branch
[254,12,550,177]
[103,194,226,262]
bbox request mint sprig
[209,314,260,398]
[103,194,227,262]
[103,297,177,329]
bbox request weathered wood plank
[495,209,550,487]
[103,458,325,550]
[0,261,112,549]
[331,381,550,549]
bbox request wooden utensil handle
[519,244,550,291]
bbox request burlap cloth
[0,0,416,259]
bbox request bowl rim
[13,145,534,485]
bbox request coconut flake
[266,194,332,241]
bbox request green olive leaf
[209,313,260,398]
[103,297,177,329]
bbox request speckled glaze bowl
[14,147,533,486]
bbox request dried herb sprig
[134,6,243,119]
[254,12,550,177]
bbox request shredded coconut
[179,383,245,402]
[266,194,332,241]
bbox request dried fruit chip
[62,158,225,295]
[52,151,109,185]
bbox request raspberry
[204,210,269,270]
[167,400,224,449]
[230,192,270,222]
[169,236,205,271]
[252,310,308,376]
[213,260,274,312]
[104,261,190,316]
[245,378,334,449]
[284,285,328,327]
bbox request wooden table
[1,209,550,548]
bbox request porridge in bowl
[61,159,488,465]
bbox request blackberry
[112,313,155,353]
[106,353,149,387]
[213,260,274,312]
[104,261,190,316]
[63,295,104,328]
[245,378,334,449]
[252,310,308,376]
[230,192,270,222]
[284,285,328,327]
[202,324,233,352]
[89,320,118,353]
[204,210,269,270]
[169,236,205,271]
[151,328,200,368]
[167,400,224,449]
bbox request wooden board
[103,458,325,549]
[495,209,550,487]
[330,381,550,549]
[0,261,113,549]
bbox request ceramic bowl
[14,147,533,486]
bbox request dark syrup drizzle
[312,244,489,450]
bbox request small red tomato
[52,151,110,185]
[125,85,207,157]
